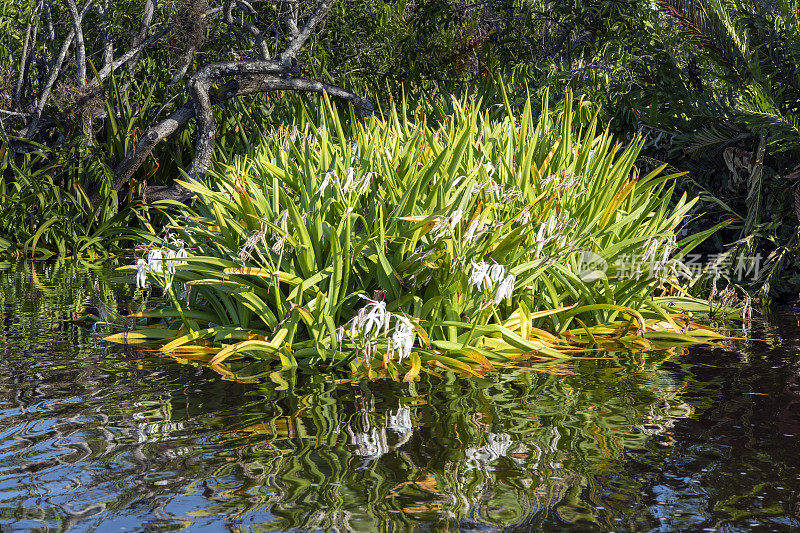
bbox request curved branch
[279,0,336,65]
[224,0,270,59]
[113,74,373,199]
[24,1,94,138]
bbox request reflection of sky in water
[1,262,800,530]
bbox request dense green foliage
[1,0,797,299]
[110,94,730,378]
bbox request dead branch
[279,0,336,65]
[113,74,373,201]
[224,0,270,60]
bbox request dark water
[1,261,800,532]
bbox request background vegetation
[1,0,797,300]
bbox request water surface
[1,261,799,531]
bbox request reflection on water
[1,260,800,531]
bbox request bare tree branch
[113,74,373,199]
[128,0,156,74]
[279,0,336,65]
[13,4,39,111]
[65,0,89,86]
[23,1,95,138]
[285,0,300,37]
[99,0,113,69]
[224,0,270,59]
[43,0,55,40]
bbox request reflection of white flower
[465,432,515,470]
[135,259,148,289]
[494,274,515,305]
[388,406,412,435]
[353,428,387,460]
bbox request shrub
[111,91,729,379]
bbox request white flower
[342,167,356,192]
[489,262,505,284]
[390,315,415,363]
[163,247,188,274]
[164,249,177,274]
[494,274,516,305]
[484,161,495,175]
[357,296,389,338]
[135,258,148,289]
[469,261,493,292]
[431,209,463,241]
[316,171,335,197]
[357,171,374,194]
[464,218,481,244]
[517,207,531,225]
[272,211,289,253]
[147,249,163,273]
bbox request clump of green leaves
[111,91,729,379]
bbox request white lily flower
[357,296,389,338]
[469,261,493,292]
[342,167,356,192]
[391,315,415,363]
[175,247,188,263]
[316,171,335,197]
[494,274,516,305]
[164,249,177,274]
[135,258,148,289]
[464,218,480,244]
[489,262,506,284]
[357,171,374,194]
[517,207,531,225]
[147,249,163,273]
[431,209,463,241]
[272,211,289,253]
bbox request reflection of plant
[0,261,712,529]
[166,358,696,529]
[0,259,124,338]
